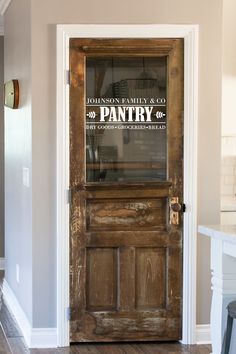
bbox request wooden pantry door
[69,38,184,342]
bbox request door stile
[70,48,87,330]
[166,39,184,323]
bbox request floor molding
[0,258,5,270]
[2,279,57,348]
[196,324,211,344]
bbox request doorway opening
[56,24,198,347]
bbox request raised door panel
[135,248,166,310]
[86,198,167,231]
[86,248,118,311]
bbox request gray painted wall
[222,0,236,135]
[4,0,222,328]
[0,36,4,259]
[4,0,32,323]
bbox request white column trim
[57,24,199,347]
[0,0,11,15]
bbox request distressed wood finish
[70,38,175,56]
[70,38,184,342]
[86,198,166,231]
[86,248,118,311]
[136,248,166,310]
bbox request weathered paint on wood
[70,38,184,342]
[87,199,166,230]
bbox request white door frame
[56,24,199,347]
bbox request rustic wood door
[69,38,184,342]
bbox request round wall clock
[4,80,20,109]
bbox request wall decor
[4,79,19,109]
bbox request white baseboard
[2,279,57,348]
[30,328,57,348]
[0,257,5,270]
[2,279,31,344]
[196,324,211,344]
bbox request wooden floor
[0,271,211,354]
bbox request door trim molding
[56,24,199,347]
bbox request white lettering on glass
[99,106,154,122]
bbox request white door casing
[56,24,199,347]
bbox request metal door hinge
[182,203,186,213]
[67,189,71,204]
[66,307,71,321]
[65,70,70,85]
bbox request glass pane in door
[86,57,167,182]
